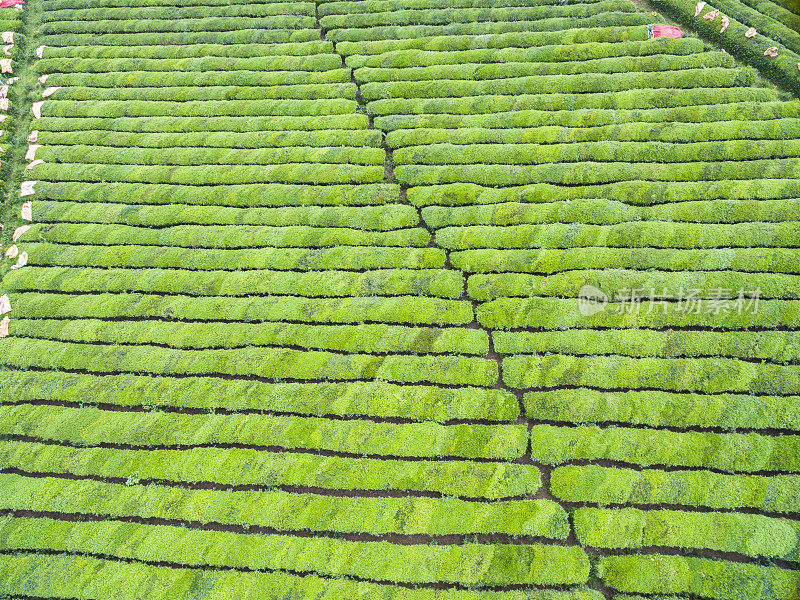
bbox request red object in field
[650,24,682,38]
[0,0,24,6]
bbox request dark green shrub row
[326,12,655,43]
[318,0,593,17]
[40,2,315,23]
[742,0,800,30]
[45,40,333,58]
[550,465,800,512]
[39,128,380,148]
[48,0,302,9]
[32,162,386,185]
[39,113,364,131]
[0,339,499,386]
[0,371,519,421]
[0,517,586,586]
[407,179,800,208]
[423,198,800,229]
[29,222,429,247]
[7,267,461,298]
[10,246,445,273]
[450,246,800,276]
[709,0,800,54]
[0,404,525,459]
[597,555,799,599]
[44,68,352,87]
[53,83,358,101]
[502,354,800,394]
[475,296,800,330]
[8,292,474,324]
[37,144,385,167]
[387,119,800,148]
[524,388,800,431]
[40,28,321,47]
[374,96,788,129]
[337,26,650,61]
[0,474,561,536]
[0,440,538,497]
[355,53,733,85]
[41,16,317,35]
[320,2,634,29]
[362,67,756,101]
[652,0,800,95]
[436,221,800,250]
[32,201,412,229]
[40,99,357,118]
[575,507,799,558]
[396,139,800,167]
[35,182,399,207]
[529,424,800,472]
[496,329,800,363]
[36,54,342,73]
[351,38,702,69]
[395,158,799,187]
[12,317,487,354]
[0,554,603,600]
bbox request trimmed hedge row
[39,28,323,46]
[395,158,798,187]
[0,339,499,386]
[422,198,800,229]
[32,202,413,230]
[375,97,790,130]
[28,223,430,248]
[529,424,800,472]
[38,128,381,148]
[524,388,800,431]
[0,517,587,586]
[707,0,800,54]
[49,0,310,9]
[36,54,343,73]
[387,120,800,148]
[436,221,800,249]
[0,441,538,497]
[597,555,800,599]
[408,179,800,208]
[502,354,800,394]
[11,318,488,355]
[43,40,334,58]
[574,507,799,558]
[37,145,385,166]
[319,2,634,29]
[34,182,401,207]
[396,139,800,167]
[335,26,650,59]
[0,474,566,536]
[550,465,800,512]
[0,404,526,459]
[352,38,703,69]
[326,12,656,43]
[40,3,316,22]
[40,99,358,118]
[53,83,359,101]
[474,296,800,330]
[318,0,602,16]
[10,247,446,272]
[45,68,353,86]
[494,330,800,363]
[0,554,604,600]
[355,53,733,85]
[31,163,386,185]
[41,16,317,35]
[7,293,475,325]
[0,372,519,421]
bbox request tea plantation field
[0,0,798,597]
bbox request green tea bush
[0,441,538,497]
[54,83,358,101]
[550,465,800,512]
[41,99,357,117]
[0,372,519,421]
[529,424,800,471]
[0,404,526,459]
[40,3,315,23]
[44,40,333,58]
[37,54,342,73]
[46,68,352,87]
[41,28,322,47]
[42,16,316,35]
